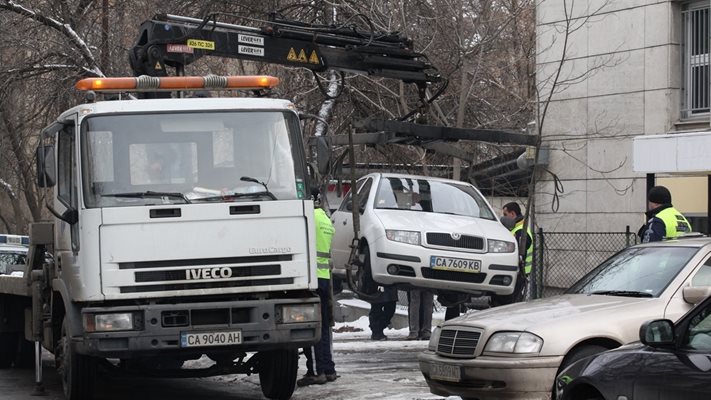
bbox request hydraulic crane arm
[129,13,442,90]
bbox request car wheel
[560,345,608,371]
[348,244,379,298]
[553,345,609,398]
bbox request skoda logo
[450,232,461,240]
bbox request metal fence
[530,226,638,299]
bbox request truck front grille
[426,233,484,250]
[437,328,481,357]
[117,255,294,294]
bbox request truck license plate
[430,256,481,273]
[429,362,461,382]
[180,330,242,348]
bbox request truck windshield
[374,177,496,220]
[81,111,303,207]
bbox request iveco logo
[185,267,233,280]
[450,233,462,240]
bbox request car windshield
[82,111,304,207]
[566,246,698,297]
[374,177,496,220]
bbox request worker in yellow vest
[502,202,533,275]
[639,186,691,243]
[297,188,338,387]
[500,202,533,305]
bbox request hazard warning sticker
[287,47,320,65]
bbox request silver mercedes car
[419,238,711,400]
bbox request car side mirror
[639,319,675,347]
[683,286,711,305]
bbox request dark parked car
[556,290,711,400]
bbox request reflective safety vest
[314,208,335,280]
[656,207,691,239]
[511,221,533,275]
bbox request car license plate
[429,362,461,382]
[180,330,242,348]
[430,256,481,273]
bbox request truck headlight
[277,304,319,324]
[484,332,543,354]
[84,313,136,332]
[488,239,516,253]
[427,326,442,351]
[385,230,421,245]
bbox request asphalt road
[1,336,452,400]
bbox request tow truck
[0,12,446,400]
[126,13,526,304]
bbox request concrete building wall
[535,0,692,233]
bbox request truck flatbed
[0,275,30,297]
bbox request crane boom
[129,13,442,89]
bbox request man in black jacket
[639,186,691,243]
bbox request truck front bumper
[74,296,320,358]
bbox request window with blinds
[683,3,710,118]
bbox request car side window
[684,302,711,351]
[691,258,711,287]
[338,178,372,212]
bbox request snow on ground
[189,298,465,399]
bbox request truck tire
[57,317,96,400]
[0,332,17,368]
[258,349,298,400]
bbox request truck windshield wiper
[239,176,277,200]
[589,290,654,298]
[193,191,277,202]
[101,191,191,204]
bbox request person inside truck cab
[145,145,189,185]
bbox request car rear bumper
[418,350,562,400]
[370,237,518,295]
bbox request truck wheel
[0,332,17,368]
[258,349,298,400]
[56,317,96,400]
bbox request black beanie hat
[648,186,672,204]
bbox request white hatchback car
[329,173,519,298]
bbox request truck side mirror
[36,145,56,187]
[46,203,78,225]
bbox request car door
[656,297,711,400]
[330,178,373,274]
[666,253,711,320]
